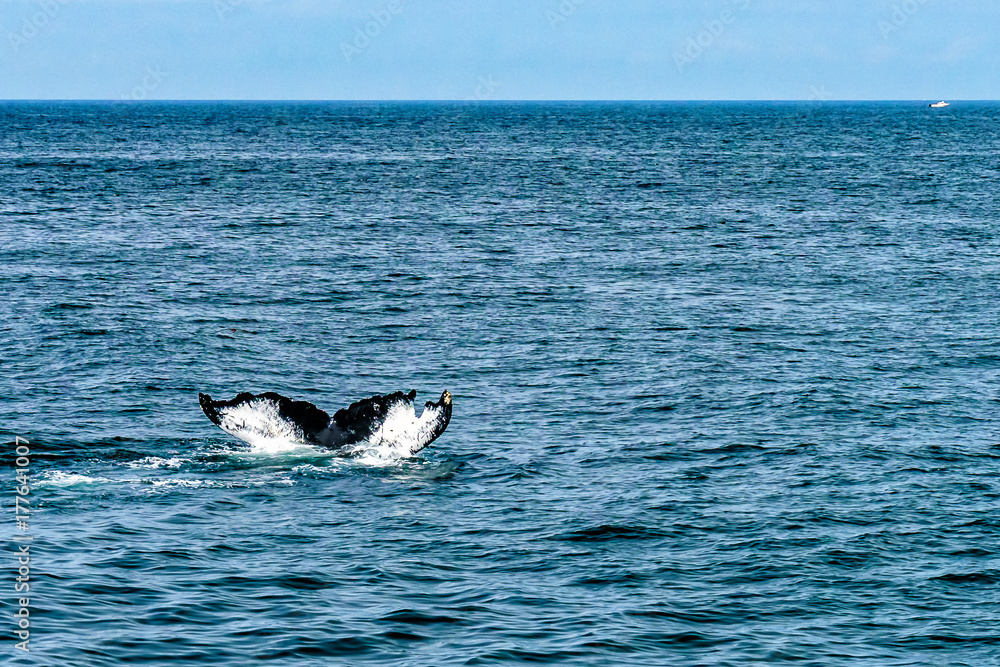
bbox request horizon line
[0,98,988,104]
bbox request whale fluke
[198,389,452,456]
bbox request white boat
[929,101,950,108]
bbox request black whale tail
[426,390,453,447]
[198,392,228,426]
[198,389,452,455]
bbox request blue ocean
[3,101,999,666]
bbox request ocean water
[2,101,1000,666]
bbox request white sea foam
[131,476,297,491]
[39,471,112,487]
[127,456,187,469]
[245,438,324,455]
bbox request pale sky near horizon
[1,0,996,101]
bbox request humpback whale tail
[198,389,452,456]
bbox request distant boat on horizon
[929,101,950,108]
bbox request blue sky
[1,0,996,100]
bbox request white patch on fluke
[341,399,450,461]
[214,397,308,450]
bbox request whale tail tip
[199,393,221,425]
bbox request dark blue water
[3,101,1000,665]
